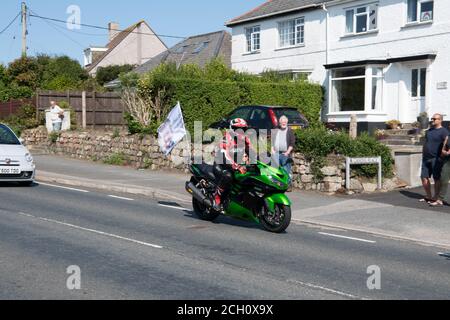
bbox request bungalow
[84,20,167,76]
[226,0,450,132]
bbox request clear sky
[0,0,264,65]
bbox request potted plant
[386,120,402,130]
[374,129,387,140]
[417,112,430,129]
[410,122,421,135]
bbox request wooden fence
[0,98,35,119]
[36,90,125,128]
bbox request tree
[39,55,88,90]
[96,65,134,86]
[6,57,40,89]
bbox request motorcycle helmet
[230,118,248,130]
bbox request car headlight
[25,153,34,163]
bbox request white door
[409,67,427,122]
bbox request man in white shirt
[50,101,64,132]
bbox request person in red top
[212,118,253,211]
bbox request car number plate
[290,126,301,130]
[0,167,20,174]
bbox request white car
[0,123,35,186]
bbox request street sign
[346,157,382,191]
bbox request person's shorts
[421,158,444,180]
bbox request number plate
[0,167,21,175]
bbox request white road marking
[319,232,377,244]
[17,212,163,249]
[108,195,134,201]
[38,182,90,193]
[158,204,189,211]
[290,280,365,300]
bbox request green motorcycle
[185,161,292,233]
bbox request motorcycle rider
[212,118,253,211]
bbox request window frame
[245,25,261,53]
[345,3,379,35]
[277,17,305,49]
[407,0,434,24]
[329,65,385,114]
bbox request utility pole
[21,2,27,57]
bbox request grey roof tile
[226,0,333,26]
[134,30,231,74]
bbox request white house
[226,0,449,132]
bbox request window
[407,0,434,23]
[345,4,378,34]
[278,17,305,48]
[411,68,427,97]
[245,26,261,53]
[331,66,384,112]
[193,42,209,54]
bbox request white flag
[157,102,187,156]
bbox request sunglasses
[431,118,441,121]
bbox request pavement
[1,179,450,299]
[32,154,450,249]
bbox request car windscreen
[274,109,308,125]
[0,125,20,145]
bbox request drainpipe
[322,4,330,122]
[322,4,329,65]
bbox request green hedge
[296,126,394,180]
[137,75,323,133]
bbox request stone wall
[22,127,402,193]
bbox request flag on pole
[157,102,187,156]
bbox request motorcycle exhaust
[185,182,212,208]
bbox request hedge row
[139,77,324,133]
[296,126,394,179]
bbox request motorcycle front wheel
[260,204,291,233]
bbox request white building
[84,21,167,76]
[226,0,449,132]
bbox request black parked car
[210,105,309,131]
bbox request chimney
[108,22,120,42]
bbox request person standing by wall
[430,133,450,207]
[50,101,64,132]
[272,116,296,185]
[420,114,449,204]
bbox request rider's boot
[212,188,224,212]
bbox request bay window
[330,66,384,113]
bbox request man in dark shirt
[430,134,450,207]
[421,114,449,203]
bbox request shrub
[48,131,60,143]
[103,153,128,166]
[296,126,394,180]
[3,104,43,137]
[135,60,324,134]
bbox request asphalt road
[0,181,449,300]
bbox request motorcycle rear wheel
[260,205,291,233]
[192,198,220,221]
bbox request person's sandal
[430,200,444,207]
[419,198,433,203]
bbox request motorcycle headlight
[25,153,34,163]
[269,175,286,188]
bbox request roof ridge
[185,30,228,41]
